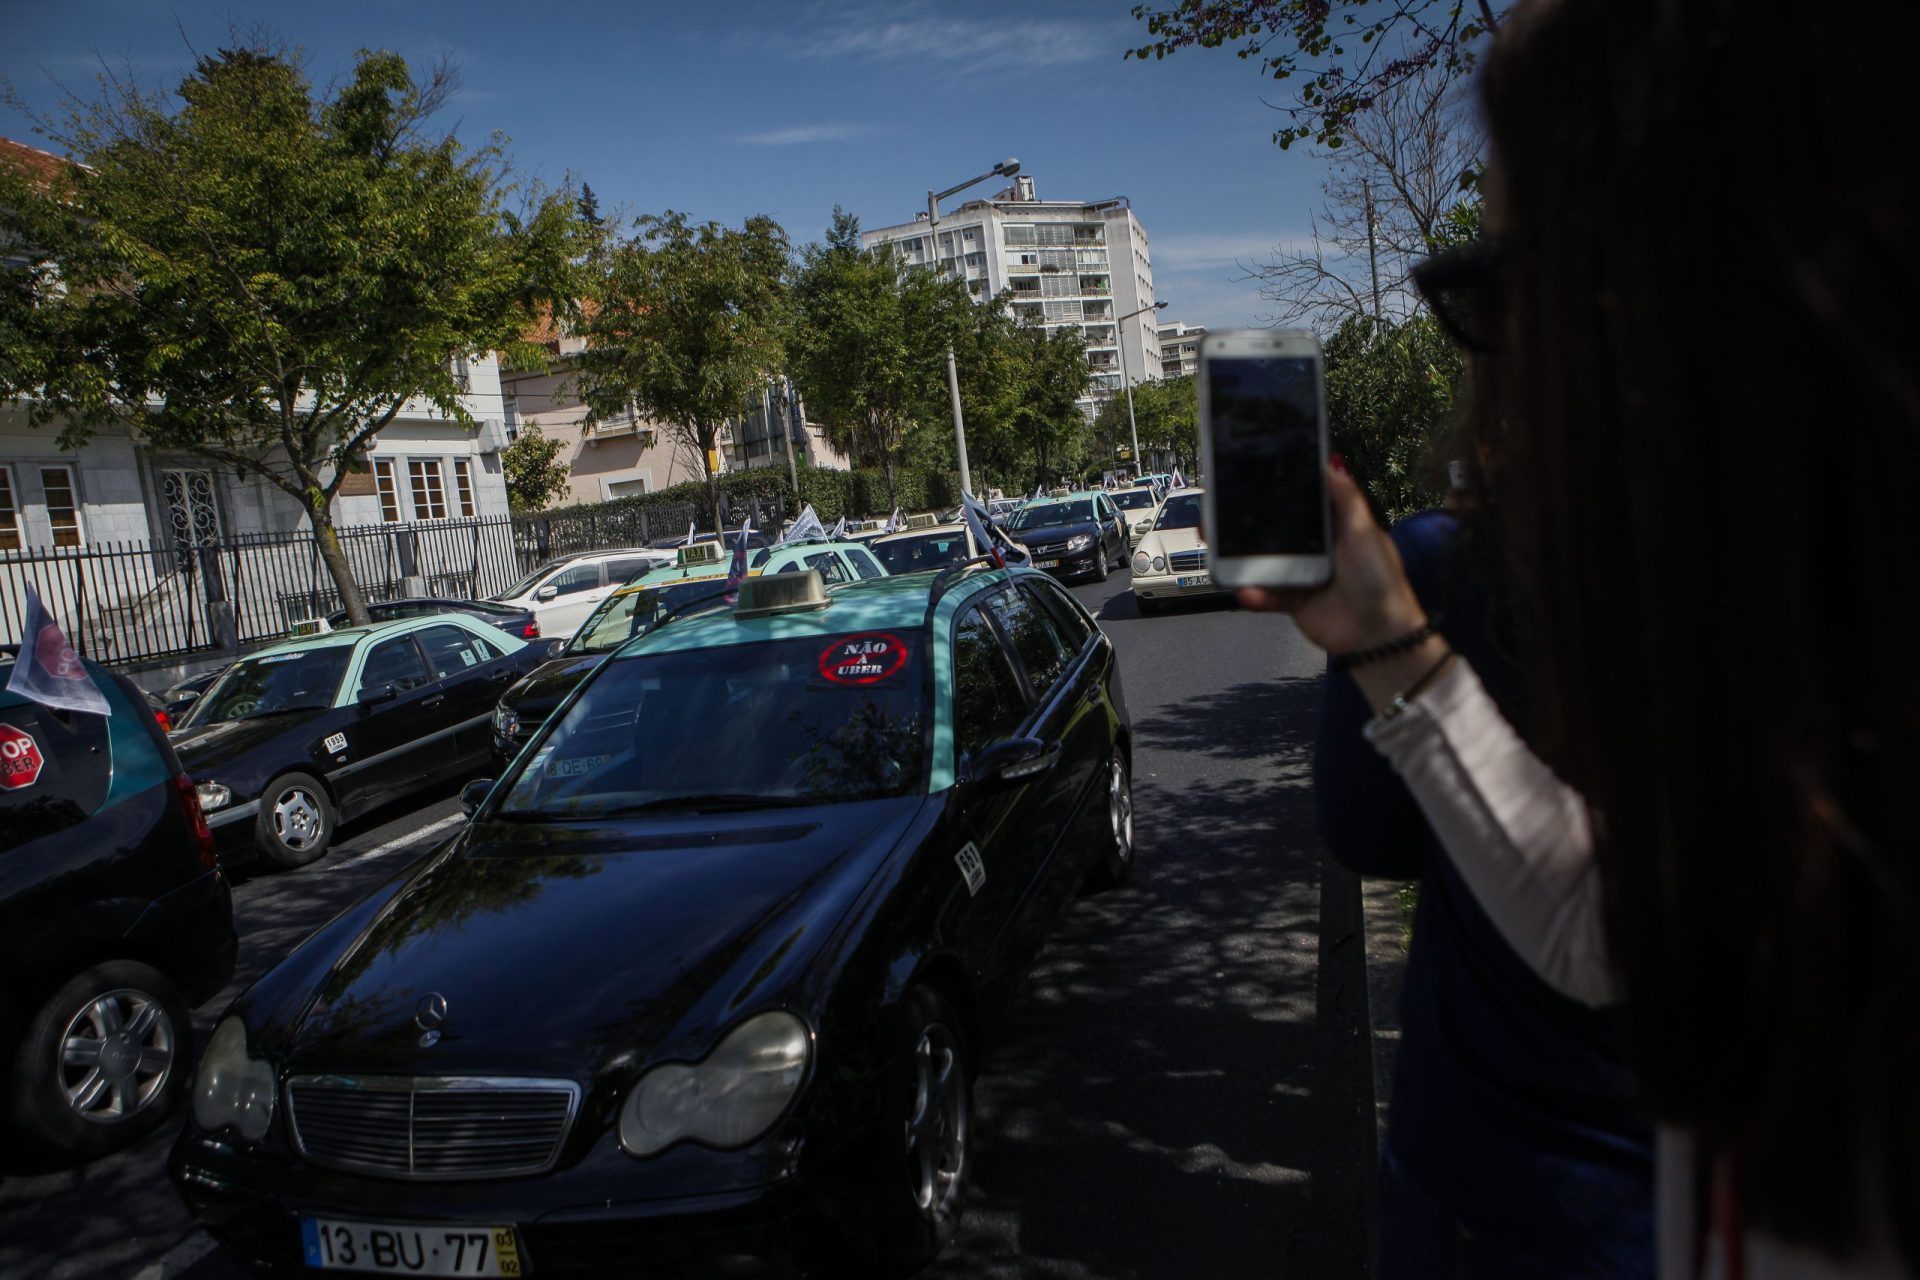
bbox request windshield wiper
[602,793,796,815]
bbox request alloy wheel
[904,1023,969,1221]
[273,786,324,852]
[56,988,176,1124]
[1109,757,1134,867]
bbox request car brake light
[154,707,173,733]
[523,622,540,638]
[170,772,218,871]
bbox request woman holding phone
[1252,0,1919,1274]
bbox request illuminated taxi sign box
[677,541,724,567]
[733,570,832,620]
[903,513,938,530]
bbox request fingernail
[1329,452,1349,475]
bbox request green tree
[0,45,583,622]
[500,424,573,513]
[1323,313,1463,522]
[1007,323,1094,491]
[1126,0,1505,150]
[789,209,972,507]
[572,210,790,530]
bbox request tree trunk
[307,497,371,626]
[698,425,723,532]
[883,454,898,509]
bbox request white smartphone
[1197,329,1332,588]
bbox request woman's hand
[1238,463,1429,657]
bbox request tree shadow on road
[933,674,1371,1280]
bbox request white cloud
[784,3,1108,70]
[734,123,879,146]
[1150,230,1316,271]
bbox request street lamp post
[926,158,1020,497]
[1114,300,1168,477]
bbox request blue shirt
[1314,509,1655,1273]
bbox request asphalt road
[0,572,1371,1280]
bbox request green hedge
[528,463,966,536]
[794,466,962,520]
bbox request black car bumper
[128,867,237,1005]
[172,1130,868,1279]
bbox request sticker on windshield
[458,648,477,667]
[546,754,608,779]
[955,842,986,897]
[0,724,45,791]
[323,732,348,755]
[819,632,909,685]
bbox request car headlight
[618,1011,810,1158]
[196,782,231,811]
[1152,555,1167,572]
[1065,534,1093,552]
[494,704,520,738]
[192,1017,276,1142]
[1132,551,1152,574]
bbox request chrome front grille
[287,1076,579,1180]
[1168,549,1207,573]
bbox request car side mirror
[535,585,559,602]
[964,737,1059,792]
[358,683,398,708]
[460,778,495,817]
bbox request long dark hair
[1475,0,1920,1256]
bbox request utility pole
[926,159,1021,497]
[1364,177,1382,326]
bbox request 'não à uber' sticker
[819,632,909,685]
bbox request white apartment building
[862,176,1160,417]
[1156,321,1207,379]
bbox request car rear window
[497,631,930,819]
[873,533,970,575]
[0,695,114,853]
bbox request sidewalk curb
[1360,879,1409,1150]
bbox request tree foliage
[571,210,790,530]
[1126,0,1505,150]
[1323,313,1463,523]
[1093,375,1199,474]
[500,424,573,513]
[0,44,583,621]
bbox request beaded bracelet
[1327,613,1445,673]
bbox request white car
[1130,488,1232,615]
[1108,484,1165,547]
[489,547,676,639]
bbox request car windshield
[1155,493,1203,531]
[493,563,556,601]
[872,532,970,575]
[185,647,351,725]
[1111,489,1157,511]
[1008,500,1093,531]
[568,579,730,654]
[496,631,929,819]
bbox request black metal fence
[0,490,796,670]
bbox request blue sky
[0,0,1334,330]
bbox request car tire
[255,771,334,870]
[869,985,974,1275]
[1136,595,1161,617]
[6,960,192,1160]
[1083,753,1136,892]
[1093,549,1110,582]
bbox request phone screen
[1207,354,1328,556]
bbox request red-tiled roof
[0,137,74,188]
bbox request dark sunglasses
[1412,237,1505,352]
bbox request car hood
[1008,519,1103,549]
[274,795,927,1081]
[171,712,320,777]
[499,653,607,723]
[1138,526,1206,559]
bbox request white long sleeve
[1362,656,1618,1006]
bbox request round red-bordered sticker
[819,632,910,685]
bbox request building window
[408,460,448,521]
[0,466,19,551]
[374,460,402,523]
[450,353,472,391]
[452,459,476,518]
[41,466,82,547]
[605,477,649,499]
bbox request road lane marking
[325,812,463,873]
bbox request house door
[161,468,222,563]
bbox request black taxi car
[2,649,235,1159]
[171,614,546,869]
[171,563,1134,1277]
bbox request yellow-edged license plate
[302,1218,523,1276]
[1036,559,1061,569]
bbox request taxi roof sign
[734,569,833,620]
[903,512,938,530]
[678,541,724,567]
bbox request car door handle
[422,694,446,709]
[488,667,514,682]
